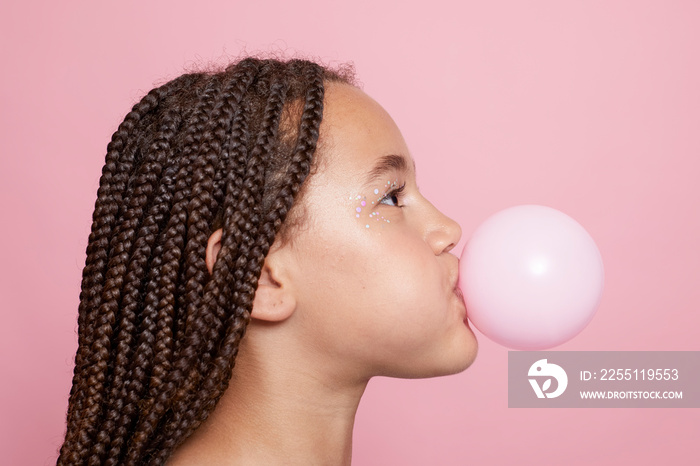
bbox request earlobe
[251,260,296,322]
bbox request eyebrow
[365,154,415,185]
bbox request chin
[451,339,479,374]
[431,340,479,378]
[441,327,479,376]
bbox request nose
[424,201,462,255]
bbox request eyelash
[378,183,406,207]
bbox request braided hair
[57,57,353,465]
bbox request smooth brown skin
[167,83,478,465]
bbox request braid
[95,102,197,465]
[58,58,353,465]
[123,63,263,464]
[196,60,325,422]
[60,73,203,465]
[116,73,231,463]
[148,66,296,463]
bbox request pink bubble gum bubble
[458,205,604,350]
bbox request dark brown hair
[58,57,353,465]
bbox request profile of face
[274,83,478,380]
[209,83,478,385]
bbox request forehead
[318,83,411,174]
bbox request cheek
[291,214,446,327]
[381,232,443,288]
[351,236,447,328]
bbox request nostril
[429,232,457,256]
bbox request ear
[251,257,296,322]
[205,228,224,275]
[206,228,296,322]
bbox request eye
[378,183,406,207]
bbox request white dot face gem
[352,182,400,229]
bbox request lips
[452,276,468,319]
[453,285,465,303]
[450,259,467,316]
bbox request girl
[58,57,478,465]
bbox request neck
[166,328,368,465]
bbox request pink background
[1,1,698,464]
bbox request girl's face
[277,83,477,382]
